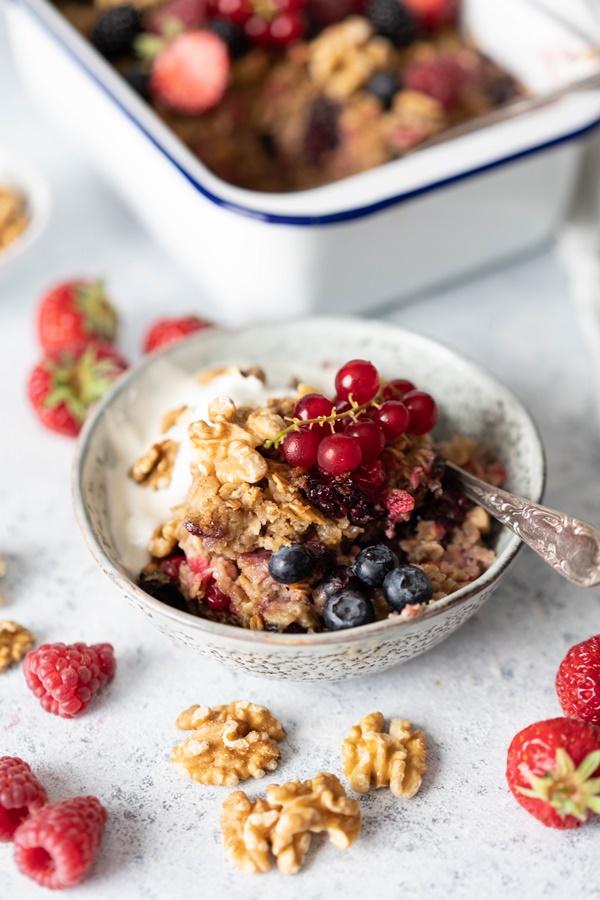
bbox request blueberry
[365,71,400,110]
[313,566,358,607]
[352,544,399,588]
[323,589,375,630]
[382,565,433,611]
[268,545,314,584]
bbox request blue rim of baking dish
[10,0,600,226]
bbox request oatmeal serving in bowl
[74,318,545,679]
[129,359,504,633]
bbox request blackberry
[352,544,399,587]
[123,65,150,102]
[138,570,188,612]
[382,565,432,611]
[303,98,340,167]
[365,70,401,109]
[305,470,381,527]
[323,589,375,630]
[365,0,417,48]
[205,18,250,59]
[92,5,141,60]
[268,544,314,584]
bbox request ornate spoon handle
[445,461,600,587]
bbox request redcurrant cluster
[207,0,305,47]
[272,359,439,477]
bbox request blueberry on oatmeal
[352,544,399,588]
[382,565,433,611]
[269,545,315,584]
[323,589,375,630]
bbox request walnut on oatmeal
[129,439,179,490]
[342,712,427,798]
[0,621,35,673]
[170,701,286,786]
[221,772,362,875]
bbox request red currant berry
[205,579,231,612]
[403,390,439,435]
[344,420,385,461]
[267,11,304,44]
[373,400,410,440]
[282,428,321,467]
[317,434,362,475]
[335,359,380,405]
[294,393,335,422]
[353,458,387,493]
[382,378,416,401]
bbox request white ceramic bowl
[73,317,545,681]
[6,0,600,319]
[0,149,51,279]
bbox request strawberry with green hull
[37,280,118,356]
[28,342,128,437]
[556,635,600,725]
[506,717,600,829]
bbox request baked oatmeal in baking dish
[127,358,505,632]
[52,0,520,191]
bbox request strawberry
[506,717,600,829]
[143,315,213,353]
[556,635,600,725]
[37,280,118,356]
[28,342,128,437]
[149,31,231,114]
[402,0,458,29]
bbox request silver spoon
[445,461,600,587]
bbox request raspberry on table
[0,757,48,842]
[23,642,116,718]
[13,796,107,889]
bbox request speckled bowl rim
[73,316,546,648]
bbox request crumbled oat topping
[221,772,362,875]
[0,186,28,252]
[0,621,35,672]
[342,712,427,798]
[170,701,286,786]
[130,439,179,490]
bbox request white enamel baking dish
[5,0,600,321]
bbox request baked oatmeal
[130,358,504,632]
[52,0,520,192]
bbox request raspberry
[23,642,116,718]
[403,56,466,110]
[0,758,48,842]
[14,796,107,889]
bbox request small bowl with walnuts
[0,151,51,279]
[74,316,545,680]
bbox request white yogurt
[105,361,290,574]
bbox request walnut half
[342,712,427,798]
[221,772,362,876]
[170,701,286,787]
[0,621,35,672]
[129,439,179,490]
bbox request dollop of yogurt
[105,361,290,574]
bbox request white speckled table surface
[1,6,600,899]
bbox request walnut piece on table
[342,712,427,798]
[221,772,362,876]
[129,439,179,490]
[0,621,35,672]
[170,701,286,787]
